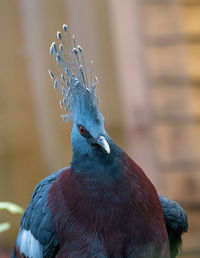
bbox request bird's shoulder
[159,195,188,234]
[21,167,68,229]
[159,195,188,258]
[13,167,70,258]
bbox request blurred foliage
[0,202,24,233]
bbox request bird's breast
[48,164,169,257]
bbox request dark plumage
[12,25,187,258]
[159,195,188,258]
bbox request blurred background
[0,0,200,257]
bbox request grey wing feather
[159,195,188,258]
[12,168,66,258]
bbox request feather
[159,195,188,258]
[49,25,99,124]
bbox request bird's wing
[12,168,67,258]
[159,195,188,258]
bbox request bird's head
[71,110,110,157]
[69,81,110,157]
[49,25,111,159]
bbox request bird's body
[12,25,187,258]
[49,152,169,257]
[13,154,169,258]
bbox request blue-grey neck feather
[49,24,99,123]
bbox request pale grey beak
[96,136,110,154]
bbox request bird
[12,25,188,258]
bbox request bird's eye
[104,122,106,129]
[78,125,86,135]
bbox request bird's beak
[96,136,110,154]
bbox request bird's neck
[71,141,122,179]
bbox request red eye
[104,122,106,129]
[79,126,85,135]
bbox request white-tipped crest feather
[49,25,99,123]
